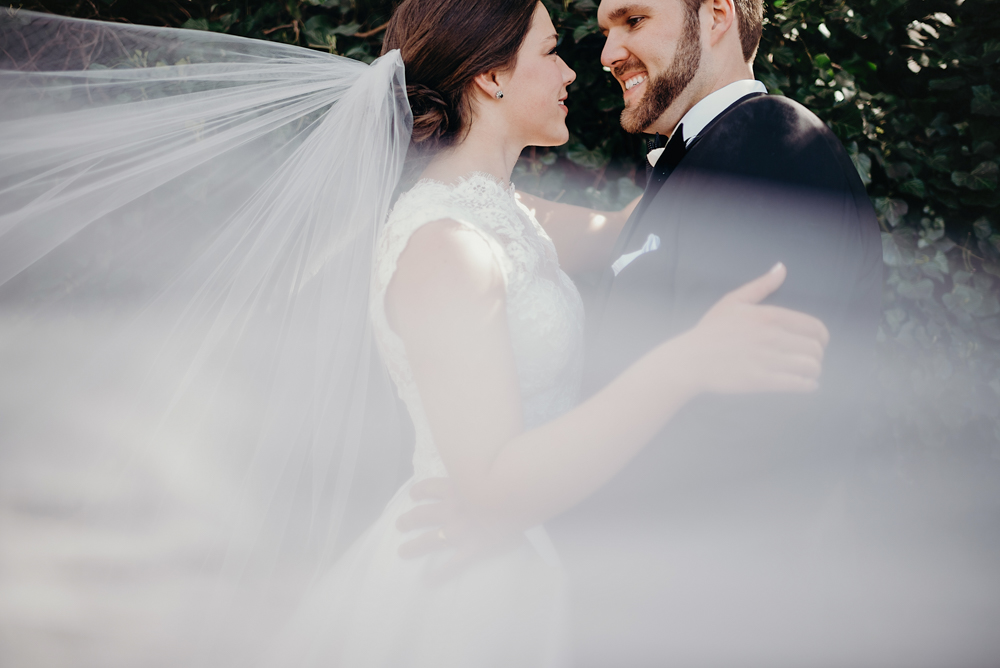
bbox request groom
[574,0,884,520]
[398,0,882,659]
[543,0,883,660]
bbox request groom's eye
[627,16,645,28]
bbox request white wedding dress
[271,173,586,667]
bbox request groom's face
[598,0,703,134]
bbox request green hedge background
[12,0,1000,486]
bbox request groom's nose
[600,29,630,72]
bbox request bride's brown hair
[382,0,539,149]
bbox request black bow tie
[646,123,687,183]
[646,132,669,153]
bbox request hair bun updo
[406,83,450,145]
[383,0,537,151]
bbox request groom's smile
[621,71,648,95]
[624,75,647,90]
[617,64,650,107]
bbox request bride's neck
[420,120,523,187]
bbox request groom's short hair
[684,0,764,62]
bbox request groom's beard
[618,8,702,134]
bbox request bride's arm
[387,219,827,529]
[514,191,640,276]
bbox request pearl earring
[495,90,504,99]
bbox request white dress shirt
[648,79,768,165]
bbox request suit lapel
[596,91,769,317]
[595,126,687,312]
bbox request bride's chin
[538,127,570,148]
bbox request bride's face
[499,3,577,147]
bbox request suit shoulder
[730,94,826,131]
[736,95,843,155]
[694,94,861,194]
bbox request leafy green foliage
[14,0,1000,453]
[749,0,1000,455]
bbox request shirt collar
[647,79,767,165]
[676,79,767,145]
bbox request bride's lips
[558,94,568,113]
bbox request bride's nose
[561,57,576,86]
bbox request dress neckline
[411,170,516,202]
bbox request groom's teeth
[625,75,647,91]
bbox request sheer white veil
[0,10,412,665]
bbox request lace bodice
[371,173,585,479]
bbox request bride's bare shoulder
[385,218,506,336]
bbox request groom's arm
[515,191,639,277]
[650,102,883,480]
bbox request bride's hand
[678,262,829,395]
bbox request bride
[274,0,827,665]
[0,1,826,666]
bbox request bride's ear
[472,71,504,100]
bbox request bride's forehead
[527,2,555,29]
[522,7,556,45]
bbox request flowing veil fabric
[0,10,412,665]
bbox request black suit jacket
[559,93,883,533]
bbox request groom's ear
[707,0,736,46]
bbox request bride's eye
[548,35,564,56]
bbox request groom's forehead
[597,0,662,28]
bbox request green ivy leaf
[875,197,909,227]
[973,140,997,157]
[921,249,950,279]
[952,161,998,190]
[182,18,210,31]
[885,161,912,180]
[758,71,789,94]
[573,17,599,43]
[848,141,871,185]
[882,232,914,266]
[304,16,336,43]
[566,142,609,170]
[928,77,965,92]
[925,153,951,173]
[983,39,1000,65]
[971,85,1000,117]
[332,22,362,36]
[898,278,936,301]
[900,178,926,198]
[973,216,993,239]
[943,284,984,315]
